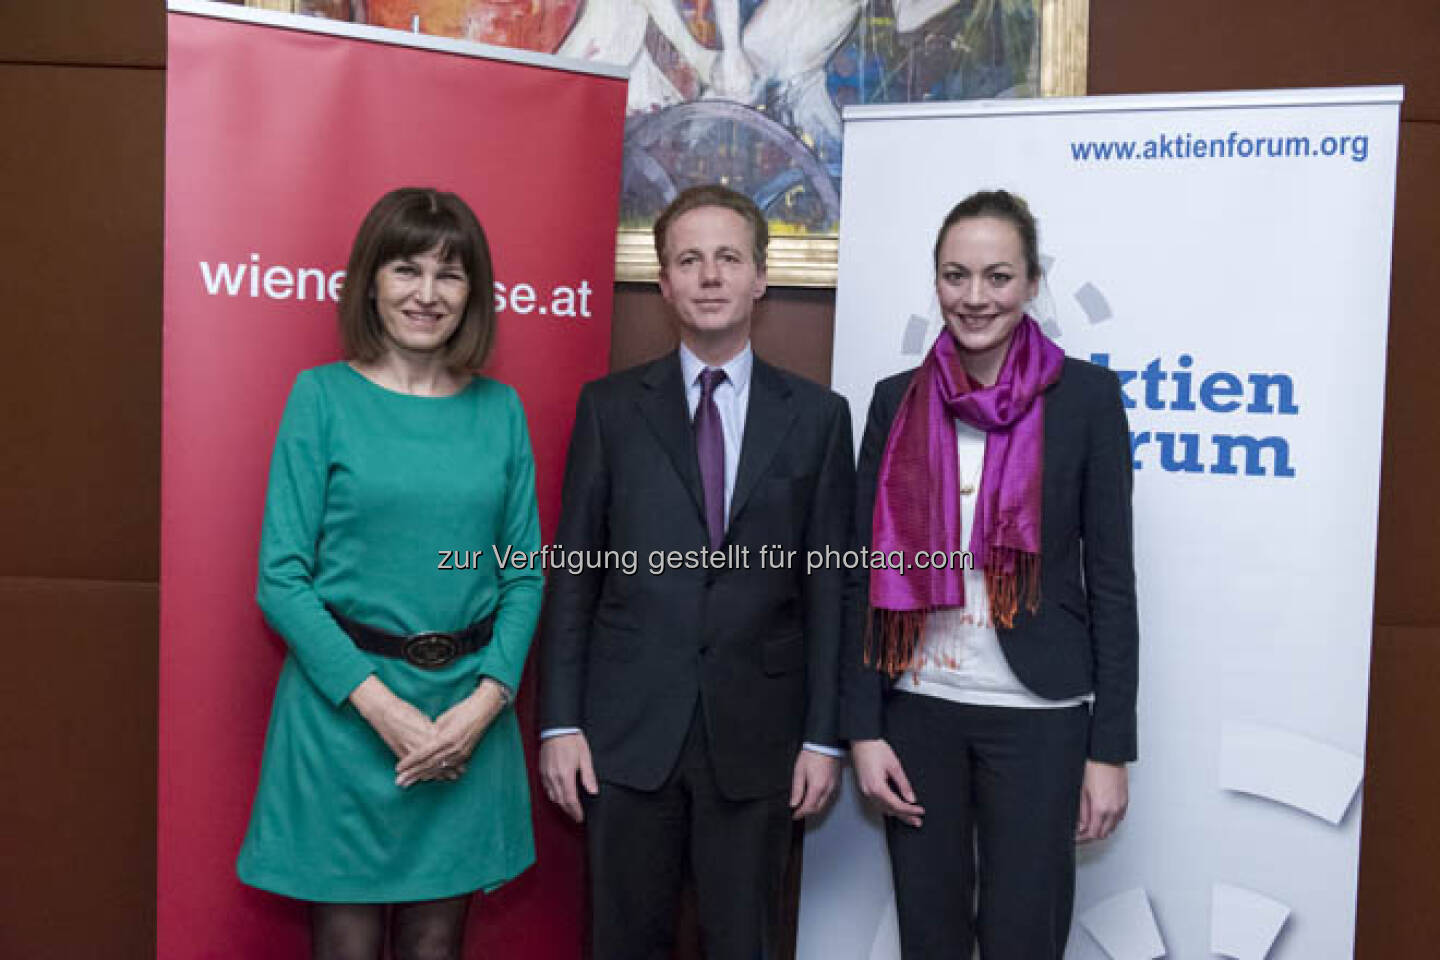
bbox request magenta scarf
[868,316,1065,676]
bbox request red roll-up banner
[159,4,625,956]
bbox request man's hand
[789,749,840,819]
[540,732,599,823]
[852,738,924,828]
[1076,760,1129,842]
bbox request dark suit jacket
[839,357,1139,763]
[539,351,855,800]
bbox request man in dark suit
[538,184,854,960]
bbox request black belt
[326,604,495,670]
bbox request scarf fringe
[984,548,1042,630]
[865,609,929,678]
[868,550,1041,676]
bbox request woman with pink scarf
[843,190,1139,959]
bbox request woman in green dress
[237,187,543,960]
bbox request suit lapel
[730,357,796,526]
[636,353,707,524]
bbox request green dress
[237,363,542,903]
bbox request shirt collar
[679,341,753,395]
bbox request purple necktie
[694,367,727,549]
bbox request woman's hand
[349,675,440,762]
[852,738,925,828]
[1076,760,1129,842]
[394,679,508,788]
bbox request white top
[899,421,1089,709]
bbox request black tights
[311,895,472,960]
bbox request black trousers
[584,704,792,960]
[884,694,1090,960]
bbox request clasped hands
[350,675,506,788]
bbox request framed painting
[244,0,1089,286]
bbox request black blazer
[839,357,1139,763]
[539,352,855,800]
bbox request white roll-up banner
[803,86,1402,959]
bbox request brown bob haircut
[653,184,770,271]
[338,187,496,371]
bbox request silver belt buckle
[403,631,459,669]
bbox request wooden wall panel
[1373,121,1440,626]
[1356,626,1440,957]
[0,9,164,955]
[1089,0,1440,122]
[0,1,165,67]
[0,579,158,960]
[0,65,164,582]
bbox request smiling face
[935,216,1039,384]
[658,205,767,360]
[371,244,470,359]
